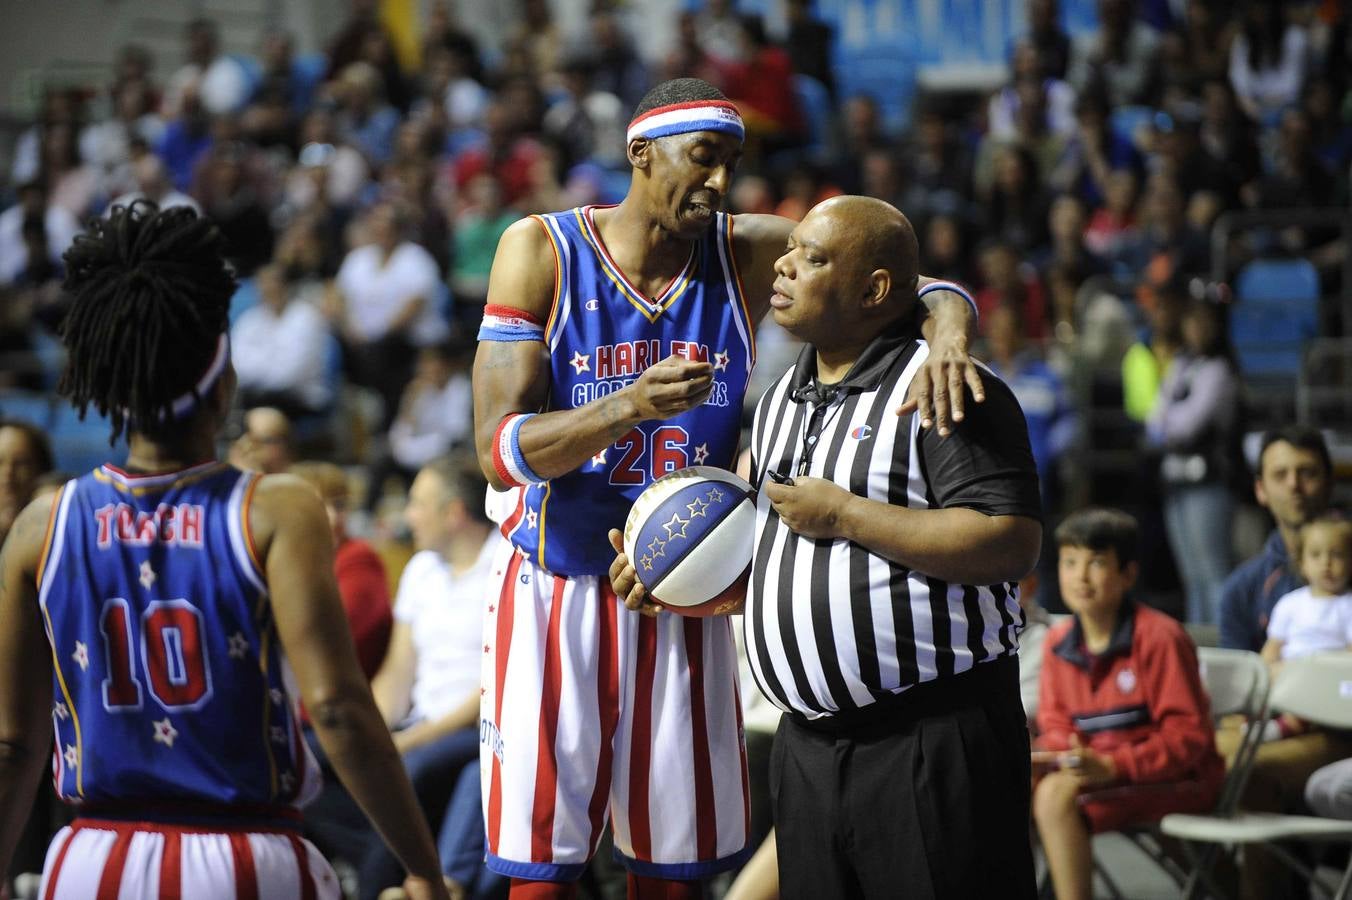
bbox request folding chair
[1091,648,1270,896]
[1163,652,1352,899]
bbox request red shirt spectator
[336,536,393,680]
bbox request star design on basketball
[139,560,157,590]
[271,726,287,744]
[280,771,295,793]
[227,631,250,660]
[270,688,284,706]
[646,535,667,559]
[72,641,89,671]
[570,350,591,374]
[639,555,654,571]
[687,497,709,519]
[591,449,608,467]
[152,718,178,748]
[692,443,709,465]
[53,701,69,720]
[663,513,690,541]
[526,508,538,530]
[706,487,725,504]
[714,350,730,372]
[63,744,78,769]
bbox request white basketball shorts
[480,543,752,881]
[39,817,340,899]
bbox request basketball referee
[747,196,1042,899]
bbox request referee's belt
[787,654,1019,737]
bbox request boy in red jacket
[1033,507,1224,900]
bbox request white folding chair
[1163,652,1352,899]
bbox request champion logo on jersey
[850,425,873,441]
[585,298,599,311]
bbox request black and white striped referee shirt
[744,327,1042,720]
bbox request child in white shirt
[1261,515,1352,738]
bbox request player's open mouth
[770,282,792,308]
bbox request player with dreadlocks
[0,202,450,900]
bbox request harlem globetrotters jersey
[38,462,319,818]
[500,205,756,577]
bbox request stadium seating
[1231,257,1320,379]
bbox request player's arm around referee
[747,196,1042,900]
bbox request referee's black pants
[771,655,1036,899]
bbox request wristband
[492,413,545,487]
[917,280,978,324]
[479,305,545,343]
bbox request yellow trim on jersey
[39,562,84,797]
[572,208,698,324]
[92,463,228,497]
[536,481,553,569]
[534,215,565,343]
[723,214,757,362]
[240,475,265,581]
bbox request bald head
[811,195,919,303]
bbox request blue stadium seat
[229,276,260,327]
[834,49,917,132]
[0,390,54,430]
[1231,258,1320,377]
[49,405,125,476]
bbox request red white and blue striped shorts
[480,543,752,882]
[39,817,339,899]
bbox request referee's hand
[608,528,664,617]
[896,334,984,436]
[763,477,853,540]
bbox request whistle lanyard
[796,394,846,477]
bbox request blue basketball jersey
[500,206,756,577]
[39,462,319,819]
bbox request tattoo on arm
[480,341,520,372]
[599,394,634,441]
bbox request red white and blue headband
[626,100,745,144]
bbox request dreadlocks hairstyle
[59,201,236,443]
[631,78,730,121]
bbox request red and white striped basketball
[622,466,755,616]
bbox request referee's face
[770,207,861,343]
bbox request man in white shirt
[333,202,448,427]
[360,458,503,900]
[231,264,334,416]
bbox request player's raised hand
[627,354,714,420]
[608,528,664,617]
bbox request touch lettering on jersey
[94,503,206,549]
[594,340,709,379]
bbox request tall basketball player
[471,78,982,899]
[0,203,449,900]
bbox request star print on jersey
[570,351,591,374]
[270,726,287,744]
[280,771,296,793]
[591,449,608,468]
[139,560,156,590]
[153,718,178,748]
[692,443,710,465]
[687,497,709,519]
[64,744,78,769]
[270,688,284,706]
[714,350,730,372]
[526,509,538,530]
[228,632,250,660]
[72,642,89,671]
[53,702,69,720]
[663,513,690,540]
